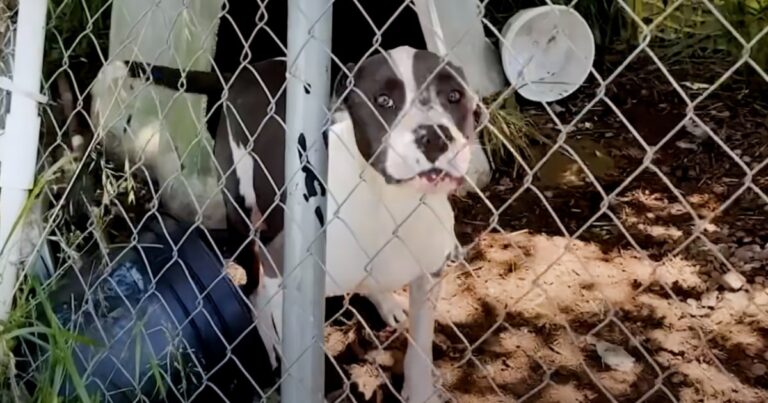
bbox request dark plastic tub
[17,214,276,402]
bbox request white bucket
[500,5,595,103]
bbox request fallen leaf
[348,363,383,400]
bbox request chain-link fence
[1,0,767,402]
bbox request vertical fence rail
[282,0,333,401]
[0,0,47,322]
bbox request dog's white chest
[324,121,455,295]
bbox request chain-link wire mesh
[1,0,767,402]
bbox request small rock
[752,363,767,376]
[754,292,768,306]
[734,245,759,262]
[668,203,687,215]
[590,338,636,372]
[755,276,766,285]
[686,298,698,306]
[740,263,759,272]
[719,270,746,291]
[723,291,750,310]
[742,155,752,164]
[688,305,710,316]
[676,140,698,150]
[703,223,720,233]
[701,291,718,308]
[670,373,684,383]
[764,351,768,361]
[684,119,707,138]
[757,249,768,261]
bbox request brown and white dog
[92,46,484,402]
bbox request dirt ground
[321,53,768,402]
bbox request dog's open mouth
[417,168,463,185]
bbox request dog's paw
[368,292,408,328]
[447,244,465,263]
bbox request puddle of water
[533,138,615,187]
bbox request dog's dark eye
[375,94,394,109]
[447,90,462,103]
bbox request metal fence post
[0,0,48,322]
[282,0,332,401]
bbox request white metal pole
[0,0,48,321]
[282,0,332,401]
[413,0,505,97]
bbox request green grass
[0,154,102,401]
[45,0,112,86]
[0,278,99,403]
[480,93,542,176]
[627,0,768,69]
[0,144,157,402]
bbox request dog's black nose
[415,124,451,163]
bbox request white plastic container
[102,0,228,229]
[500,5,595,102]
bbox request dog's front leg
[251,236,286,370]
[252,273,283,370]
[402,273,443,403]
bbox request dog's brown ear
[333,62,356,103]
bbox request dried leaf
[348,363,383,400]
